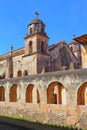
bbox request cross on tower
[10,45,13,52]
[35,12,39,19]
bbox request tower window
[29,41,33,54]
[41,41,45,52]
[35,24,39,32]
[30,28,32,34]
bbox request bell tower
[24,13,50,74]
[24,12,49,55]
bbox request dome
[28,18,44,26]
[26,12,48,37]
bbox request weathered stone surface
[0,69,87,129]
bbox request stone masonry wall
[0,69,87,129]
[0,103,87,129]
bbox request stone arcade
[0,13,87,129]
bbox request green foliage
[12,116,28,122]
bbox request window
[41,41,45,52]
[29,41,33,54]
[24,70,28,76]
[17,70,22,77]
[30,28,32,34]
[61,56,68,67]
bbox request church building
[0,13,86,79]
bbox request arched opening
[61,56,68,69]
[47,81,66,104]
[26,84,40,103]
[17,70,22,77]
[41,41,45,53]
[10,84,18,102]
[29,41,33,54]
[30,28,32,34]
[23,70,28,76]
[77,82,87,105]
[0,86,5,101]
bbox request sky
[0,0,87,55]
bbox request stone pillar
[5,83,10,102]
[41,89,47,104]
[20,82,26,103]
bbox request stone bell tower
[24,12,50,74]
[74,34,87,68]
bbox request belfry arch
[29,41,33,54]
[26,84,40,103]
[77,82,87,105]
[47,81,66,104]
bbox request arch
[9,84,18,102]
[61,56,68,67]
[23,70,28,76]
[29,41,33,54]
[30,28,32,34]
[26,84,40,103]
[47,81,66,104]
[17,70,22,77]
[0,86,5,101]
[41,41,45,52]
[77,82,87,105]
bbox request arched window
[30,28,32,34]
[23,70,28,76]
[0,86,5,101]
[61,56,68,67]
[47,81,66,104]
[77,82,87,105]
[17,70,22,77]
[41,41,45,52]
[29,41,33,54]
[10,84,18,102]
[26,84,40,103]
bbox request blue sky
[0,0,87,54]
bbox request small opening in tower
[41,41,45,52]
[30,28,33,34]
[29,41,33,54]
